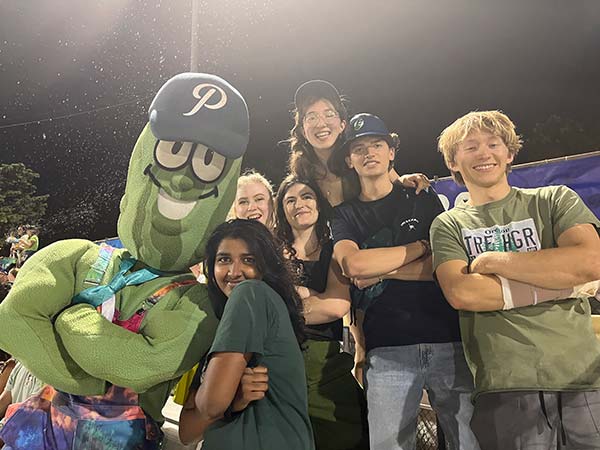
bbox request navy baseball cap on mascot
[119,72,250,271]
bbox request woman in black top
[276,175,368,450]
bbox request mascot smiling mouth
[144,163,219,220]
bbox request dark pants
[471,390,600,450]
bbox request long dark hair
[287,93,349,182]
[275,175,331,259]
[204,219,306,346]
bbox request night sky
[1,0,599,243]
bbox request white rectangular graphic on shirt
[461,218,541,261]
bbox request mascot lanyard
[71,248,197,331]
[72,257,163,308]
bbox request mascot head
[117,73,249,271]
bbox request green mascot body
[0,73,249,447]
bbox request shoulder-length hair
[204,219,306,346]
[275,175,331,259]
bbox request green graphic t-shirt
[202,280,315,450]
[430,186,600,398]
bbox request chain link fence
[417,405,446,450]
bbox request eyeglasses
[303,110,340,126]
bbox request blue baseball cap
[341,113,394,153]
[148,72,250,159]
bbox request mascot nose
[171,174,195,192]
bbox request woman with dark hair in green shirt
[179,219,315,450]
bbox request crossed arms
[435,223,600,312]
[334,239,433,287]
[179,352,265,444]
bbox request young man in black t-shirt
[331,113,479,450]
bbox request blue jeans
[365,342,480,450]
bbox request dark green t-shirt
[430,186,600,398]
[202,280,315,450]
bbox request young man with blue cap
[330,113,480,450]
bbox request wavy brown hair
[275,175,332,260]
[287,93,349,182]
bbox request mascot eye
[191,144,227,183]
[154,140,193,169]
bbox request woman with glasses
[276,175,369,450]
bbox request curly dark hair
[204,219,306,346]
[287,92,349,182]
[275,175,332,260]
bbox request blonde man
[431,110,600,449]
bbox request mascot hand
[55,290,218,392]
[0,240,108,395]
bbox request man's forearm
[445,273,505,311]
[473,246,600,289]
[439,260,595,313]
[341,241,427,279]
[386,256,433,281]
[436,260,505,311]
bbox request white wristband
[499,275,575,310]
[499,275,515,310]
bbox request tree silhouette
[0,163,48,239]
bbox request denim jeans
[364,342,480,450]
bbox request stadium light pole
[191,0,200,71]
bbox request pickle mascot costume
[0,72,249,449]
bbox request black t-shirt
[297,240,343,342]
[331,185,460,352]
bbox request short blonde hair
[437,110,523,185]
[227,169,276,230]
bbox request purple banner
[432,152,600,220]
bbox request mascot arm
[0,239,107,395]
[55,291,218,392]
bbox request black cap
[149,72,249,159]
[294,80,341,107]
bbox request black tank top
[299,240,343,341]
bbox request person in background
[276,175,368,450]
[179,219,314,450]
[331,112,479,450]
[288,80,430,383]
[0,359,44,419]
[0,360,44,448]
[0,358,15,397]
[8,227,25,261]
[14,226,38,267]
[432,110,600,450]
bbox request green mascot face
[117,73,249,271]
